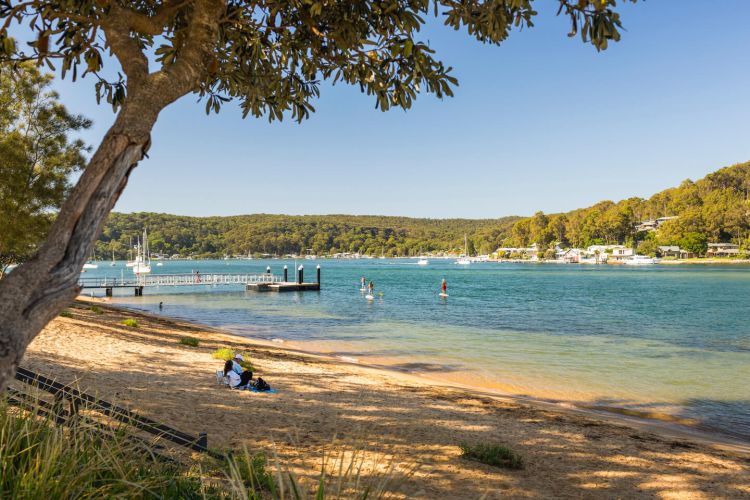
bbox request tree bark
[0,102,157,391]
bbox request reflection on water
[87,258,750,442]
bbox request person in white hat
[231,354,244,375]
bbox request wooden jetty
[246,265,321,292]
[78,270,321,296]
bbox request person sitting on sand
[223,359,253,388]
[231,354,245,375]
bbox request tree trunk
[0,104,156,391]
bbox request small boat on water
[417,258,429,266]
[82,262,98,270]
[624,255,657,265]
[131,229,152,274]
[455,235,471,265]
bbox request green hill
[96,213,520,259]
[505,160,750,256]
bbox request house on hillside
[706,243,740,257]
[636,220,658,232]
[635,216,679,232]
[657,246,694,259]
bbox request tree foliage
[0,1,633,121]
[0,63,90,276]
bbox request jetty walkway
[79,268,320,296]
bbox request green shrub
[211,347,235,361]
[59,310,73,318]
[0,401,212,497]
[90,305,104,315]
[120,318,138,328]
[459,442,523,469]
[179,337,200,347]
[211,347,253,371]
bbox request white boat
[131,229,152,274]
[624,255,657,265]
[82,262,98,270]
[156,262,163,266]
[454,235,472,265]
[417,258,429,266]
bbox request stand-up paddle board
[365,294,374,300]
[439,293,449,298]
[360,287,366,292]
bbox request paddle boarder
[441,278,447,296]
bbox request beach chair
[215,370,229,386]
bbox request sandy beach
[17,300,750,498]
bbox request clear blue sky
[53,1,750,219]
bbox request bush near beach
[460,442,524,469]
[120,318,138,328]
[179,337,200,347]
[212,347,253,371]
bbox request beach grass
[460,442,524,469]
[90,305,104,315]
[120,318,138,328]
[212,347,253,371]
[179,336,200,347]
[59,310,73,318]
[1,397,412,499]
[0,401,214,498]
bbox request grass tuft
[459,442,524,469]
[90,305,104,315]
[0,399,213,497]
[59,310,73,318]
[212,347,253,371]
[179,337,200,347]
[120,318,138,328]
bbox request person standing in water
[360,276,366,290]
[368,280,374,295]
[441,279,447,295]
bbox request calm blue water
[83,259,750,442]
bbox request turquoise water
[84,259,750,442]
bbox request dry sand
[18,300,750,499]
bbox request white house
[706,243,740,257]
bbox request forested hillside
[96,161,750,259]
[96,213,519,259]
[505,161,750,256]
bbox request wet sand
[19,300,750,498]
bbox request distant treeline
[96,161,750,259]
[96,214,519,259]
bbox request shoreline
[79,295,750,454]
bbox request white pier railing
[78,273,282,289]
